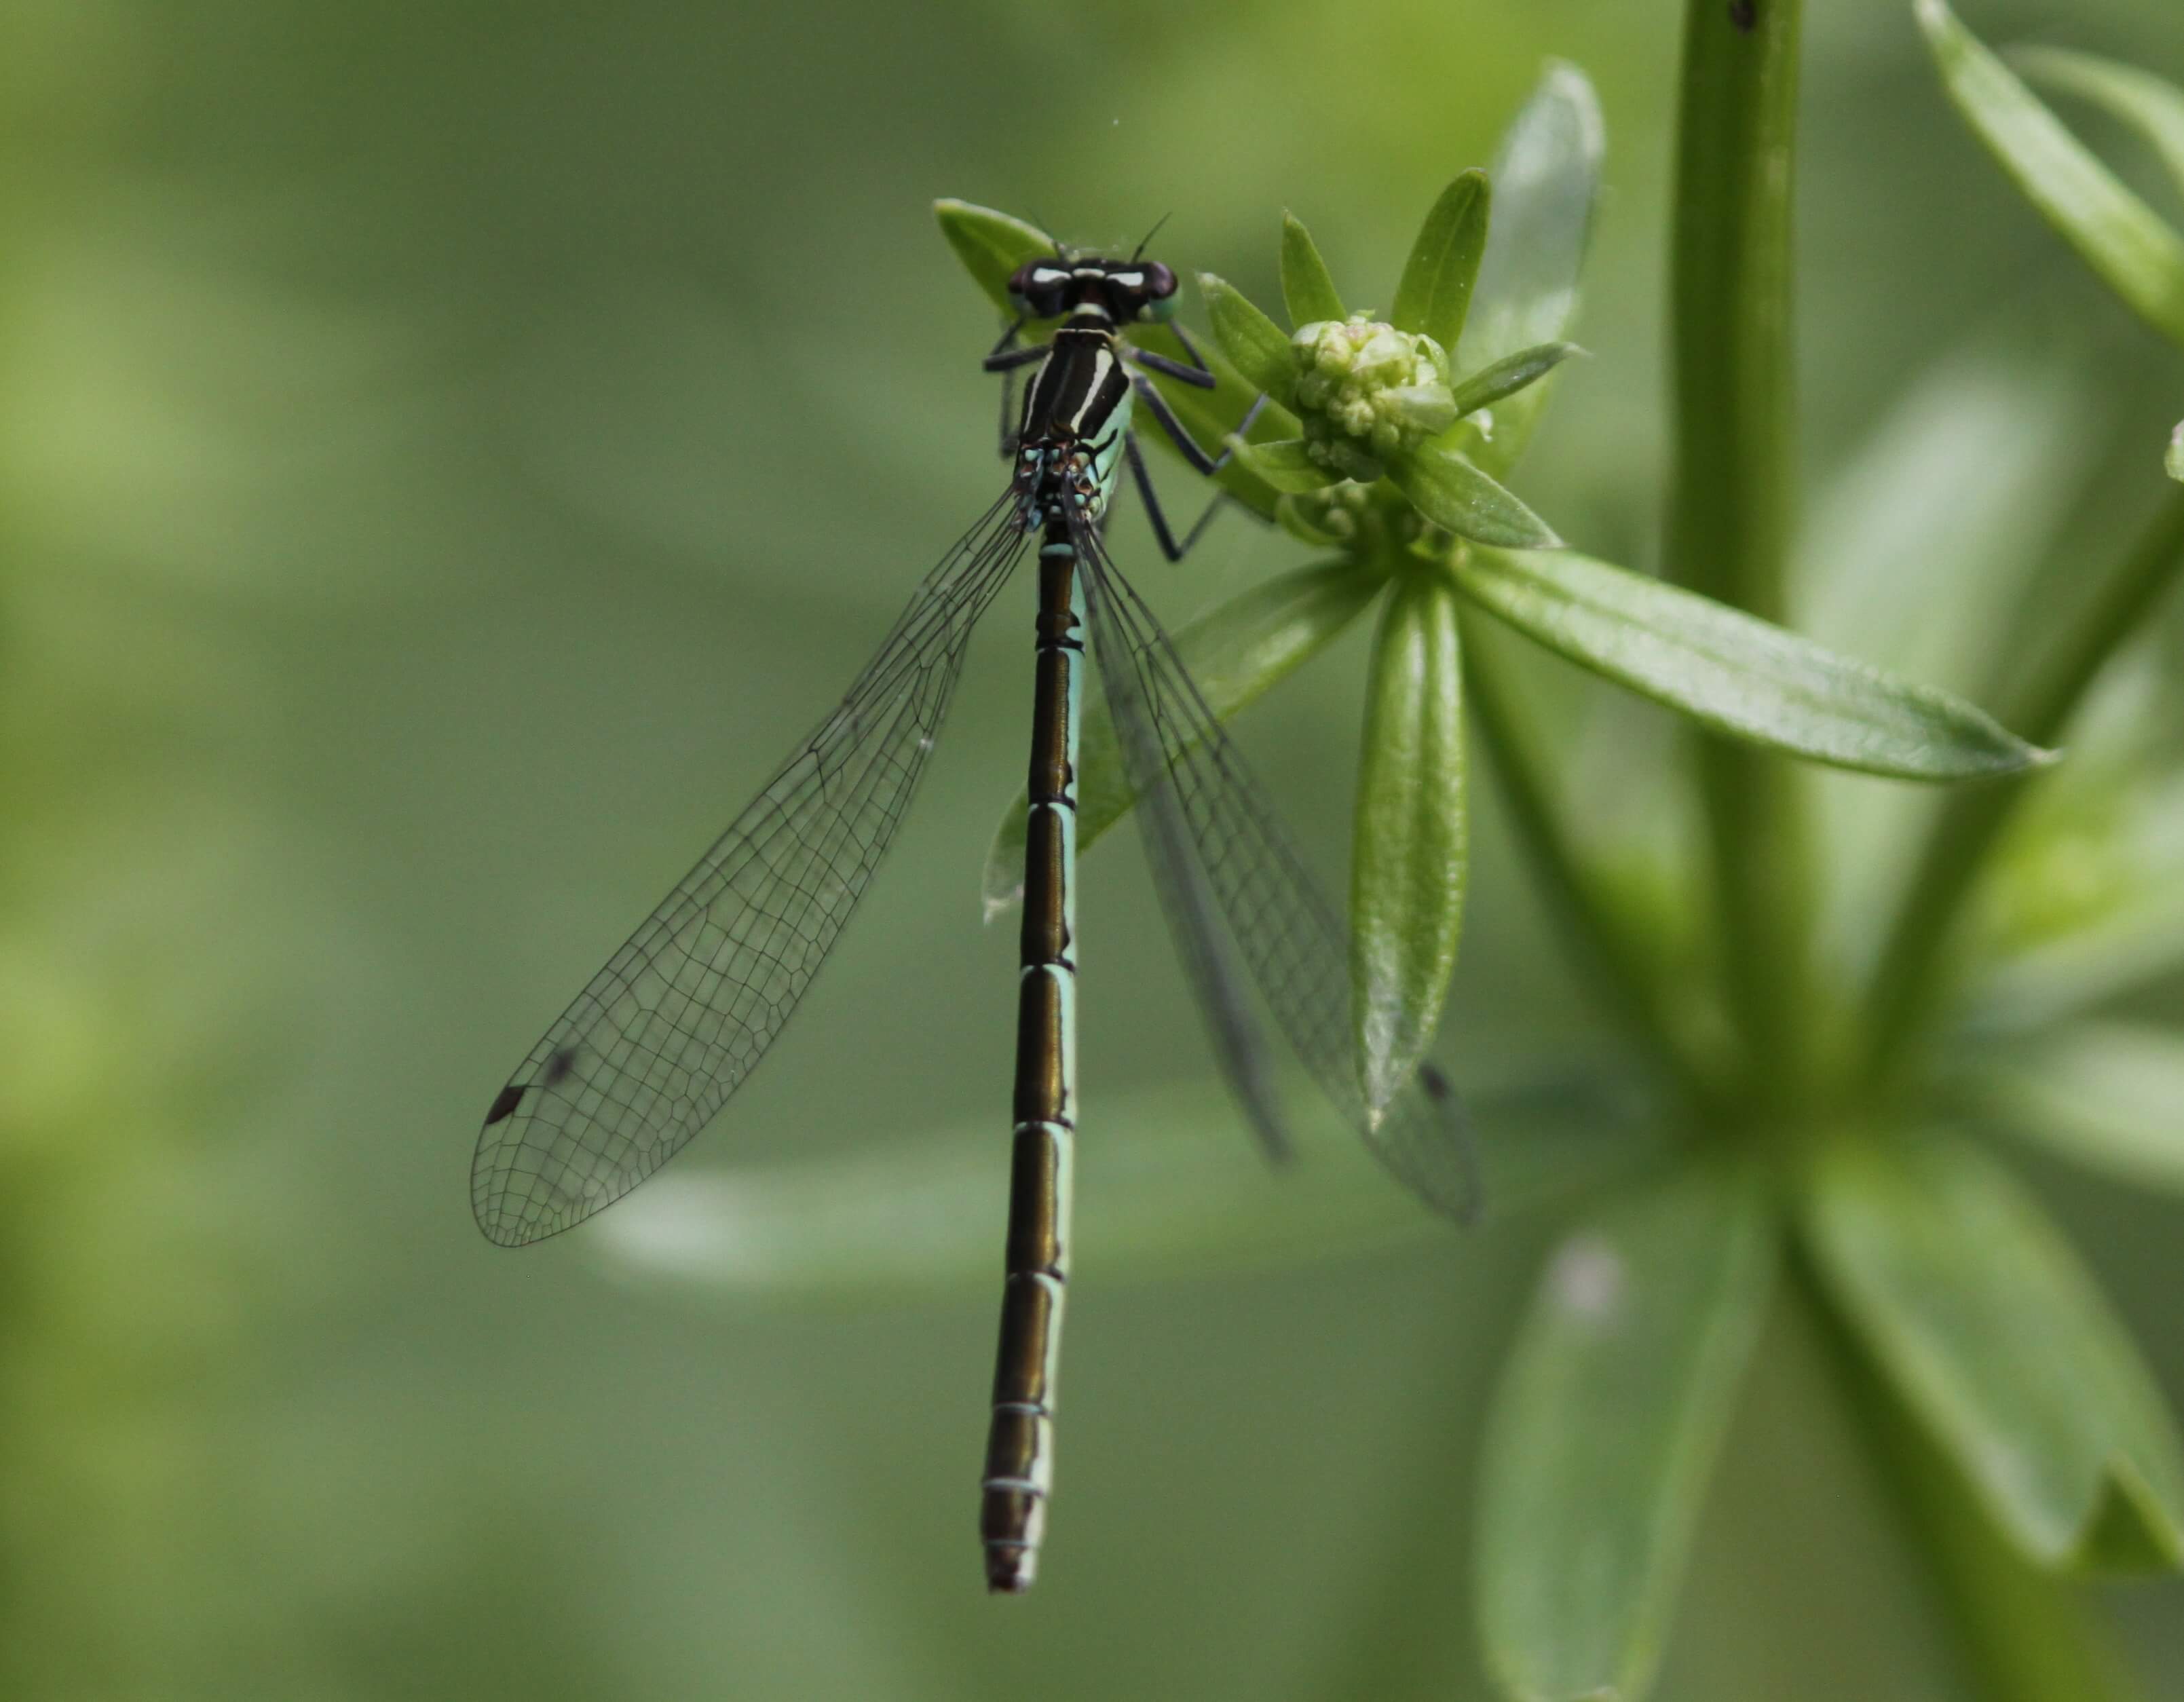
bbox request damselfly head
[1006,254,1180,324]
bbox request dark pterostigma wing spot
[469,492,1028,1246]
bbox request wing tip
[1413,1065,1488,1226]
[470,1189,543,1247]
[470,1160,567,1249]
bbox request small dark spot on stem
[484,1084,523,1126]
[1729,0,1756,31]
[1421,1065,1451,1103]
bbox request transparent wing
[1074,518,1480,1220]
[472,493,1030,1245]
[1076,552,1298,1169]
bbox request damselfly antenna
[1025,208,1066,263]
[1131,211,1173,262]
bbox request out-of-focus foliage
[1917,0,2184,485]
[5,1,2184,1699]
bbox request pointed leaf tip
[935,200,1057,318]
[1280,212,1347,326]
[1446,341,1585,423]
[1388,447,1561,550]
[1464,65,1604,476]
[1393,170,1492,354]
[1449,547,2050,780]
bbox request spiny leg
[1128,375,1268,478]
[1124,321,1220,390]
[1124,432,1229,564]
[1122,383,1272,561]
[985,314,1029,364]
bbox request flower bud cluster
[1276,480,1428,552]
[1290,314,1457,483]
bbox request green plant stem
[1787,1249,2145,1702]
[1668,0,1813,1103]
[1863,484,2184,1084]
[1458,607,1719,1109]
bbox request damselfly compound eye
[1008,260,1072,318]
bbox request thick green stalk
[1787,1252,2147,1702]
[1668,0,1812,1100]
[1864,485,2184,1082]
[1458,608,1721,1109]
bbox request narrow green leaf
[1917,0,2184,345]
[1982,1021,2184,1196]
[1813,1271,2154,1702]
[1280,212,1347,326]
[2017,47,2184,204]
[591,1068,1663,1297]
[1227,436,1342,494]
[1387,445,1560,550]
[2169,420,2183,482]
[1803,1133,2184,1572]
[1972,765,2184,1027]
[1465,64,1605,474]
[1445,341,1584,423]
[1450,546,2052,779]
[1479,1162,1775,1702]
[1977,879,2184,1031]
[981,561,1385,915]
[1391,170,1492,354]
[933,198,1055,318]
[1199,272,1300,404]
[1351,570,1467,1112]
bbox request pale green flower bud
[1286,313,1456,483]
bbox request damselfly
[472,238,1477,1593]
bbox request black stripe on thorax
[1019,320,1129,448]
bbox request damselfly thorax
[1011,315,1137,536]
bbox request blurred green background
[4,0,2183,1696]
